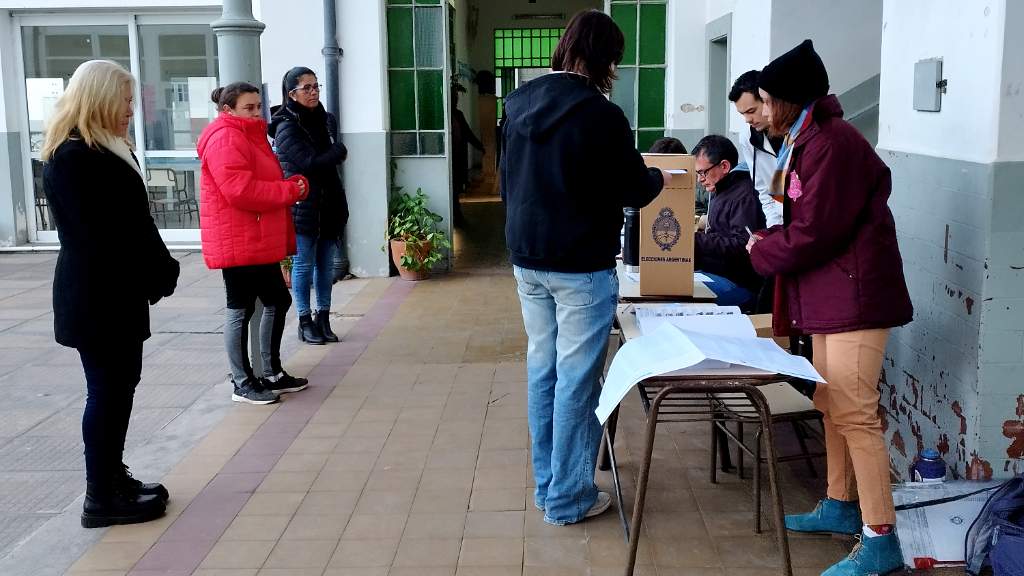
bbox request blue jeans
[293,234,337,316]
[513,265,618,525]
[700,271,758,309]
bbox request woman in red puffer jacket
[198,82,309,405]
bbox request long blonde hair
[40,60,136,161]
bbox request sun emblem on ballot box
[651,207,681,251]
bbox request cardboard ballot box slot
[639,154,696,296]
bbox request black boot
[117,463,169,502]
[315,311,339,342]
[81,480,165,528]
[298,314,325,345]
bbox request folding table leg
[598,406,619,471]
[624,389,665,576]
[747,389,793,576]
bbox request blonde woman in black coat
[41,60,178,528]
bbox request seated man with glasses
[691,134,765,310]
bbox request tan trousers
[812,329,896,525]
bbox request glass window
[144,159,201,230]
[492,28,564,128]
[22,25,130,232]
[385,2,446,156]
[607,1,667,149]
[138,24,219,151]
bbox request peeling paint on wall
[1003,394,1024,459]
[967,452,993,481]
[891,429,906,457]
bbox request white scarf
[104,137,145,185]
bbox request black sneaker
[231,378,279,404]
[263,372,308,394]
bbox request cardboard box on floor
[639,154,696,296]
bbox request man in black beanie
[757,39,829,107]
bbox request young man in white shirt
[729,70,784,227]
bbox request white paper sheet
[595,323,706,423]
[621,273,716,283]
[639,314,757,338]
[625,272,640,282]
[596,323,823,423]
[694,273,712,282]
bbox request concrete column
[212,0,266,87]
[213,0,268,377]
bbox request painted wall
[725,0,771,135]
[770,0,882,98]
[665,0,708,138]
[878,0,1023,480]
[877,1,1002,164]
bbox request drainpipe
[212,0,268,377]
[322,0,349,276]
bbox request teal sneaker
[785,498,862,534]
[822,532,903,576]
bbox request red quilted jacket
[198,113,307,270]
[749,95,913,336]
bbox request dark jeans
[80,341,144,483]
[222,264,292,382]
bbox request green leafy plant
[280,255,293,272]
[384,188,452,273]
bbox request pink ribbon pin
[788,172,803,200]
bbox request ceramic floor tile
[402,512,467,539]
[197,540,274,569]
[279,514,351,541]
[262,539,340,569]
[340,514,408,540]
[392,538,463,567]
[469,489,525,512]
[296,491,362,516]
[327,538,401,568]
[522,537,588,567]
[237,492,306,516]
[67,542,153,572]
[463,511,525,539]
[220,515,293,541]
[411,489,472,514]
[352,490,417,515]
[457,538,524,567]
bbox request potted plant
[384,188,451,281]
[280,255,293,288]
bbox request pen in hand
[745,226,756,240]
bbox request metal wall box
[914,59,943,112]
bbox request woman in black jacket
[500,10,668,526]
[41,60,178,528]
[268,67,348,345]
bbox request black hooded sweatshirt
[500,72,664,273]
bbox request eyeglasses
[695,161,722,180]
[291,83,321,93]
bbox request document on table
[638,314,756,338]
[596,323,823,423]
[634,305,741,317]
[596,323,705,423]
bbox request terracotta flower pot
[390,239,432,281]
[281,265,292,288]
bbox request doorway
[706,14,732,136]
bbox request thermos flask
[623,207,640,273]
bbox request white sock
[265,373,281,383]
[863,524,892,538]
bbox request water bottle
[623,207,641,273]
[913,449,946,483]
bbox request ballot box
[639,154,697,296]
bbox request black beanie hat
[757,39,829,106]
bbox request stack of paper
[595,322,823,423]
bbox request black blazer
[43,138,179,349]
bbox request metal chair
[147,169,198,225]
[711,380,826,532]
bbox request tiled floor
[59,268,874,576]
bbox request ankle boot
[315,311,339,342]
[81,480,165,528]
[785,498,862,534]
[117,463,169,502]
[822,531,902,576]
[298,314,325,345]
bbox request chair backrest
[147,169,176,188]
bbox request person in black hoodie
[501,9,668,526]
[268,67,348,345]
[41,60,176,528]
[691,135,765,310]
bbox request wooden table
[601,304,793,576]
[616,261,717,303]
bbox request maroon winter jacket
[749,95,913,336]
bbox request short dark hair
[648,137,687,154]
[211,82,260,109]
[691,135,738,169]
[551,10,625,94]
[728,70,761,103]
